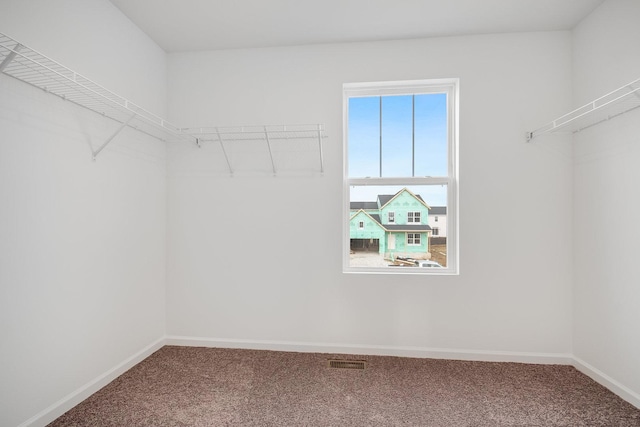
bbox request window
[407,233,421,245]
[432,227,439,236]
[344,79,458,274]
[359,221,364,229]
[435,216,439,222]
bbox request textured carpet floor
[49,346,640,426]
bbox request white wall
[166,32,574,358]
[572,0,640,404]
[0,1,168,425]
[0,0,167,117]
[8,1,638,423]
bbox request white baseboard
[572,357,640,409]
[165,335,573,365]
[18,336,166,427]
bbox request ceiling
[109,0,604,53]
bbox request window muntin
[407,233,421,245]
[407,212,421,223]
[343,79,458,275]
[388,212,395,223]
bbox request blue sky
[348,93,448,206]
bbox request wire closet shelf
[0,31,327,172]
[184,124,326,175]
[0,32,196,151]
[526,77,640,142]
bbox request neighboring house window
[432,227,439,236]
[344,78,459,274]
[435,216,439,222]
[359,221,364,229]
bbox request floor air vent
[328,359,367,370]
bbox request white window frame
[407,211,421,224]
[343,78,459,275]
[388,211,395,223]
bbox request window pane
[381,95,413,177]
[348,97,380,177]
[349,184,448,268]
[414,93,448,176]
[349,94,448,179]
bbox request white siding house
[428,206,447,238]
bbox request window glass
[348,97,380,178]
[344,79,458,274]
[414,93,448,177]
[348,184,448,269]
[381,95,413,177]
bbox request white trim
[165,335,572,365]
[348,177,450,186]
[343,78,459,275]
[17,337,166,427]
[343,78,458,97]
[572,357,640,409]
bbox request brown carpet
[48,346,640,426]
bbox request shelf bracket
[92,114,135,160]
[0,43,22,72]
[525,131,534,143]
[264,126,276,176]
[215,127,233,175]
[317,124,325,173]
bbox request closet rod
[526,77,640,142]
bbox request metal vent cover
[328,359,367,370]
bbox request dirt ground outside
[429,244,447,267]
[348,251,389,267]
[349,243,448,268]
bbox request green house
[349,188,432,259]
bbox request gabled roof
[349,210,386,230]
[429,206,447,215]
[378,188,430,210]
[377,193,425,207]
[350,201,379,210]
